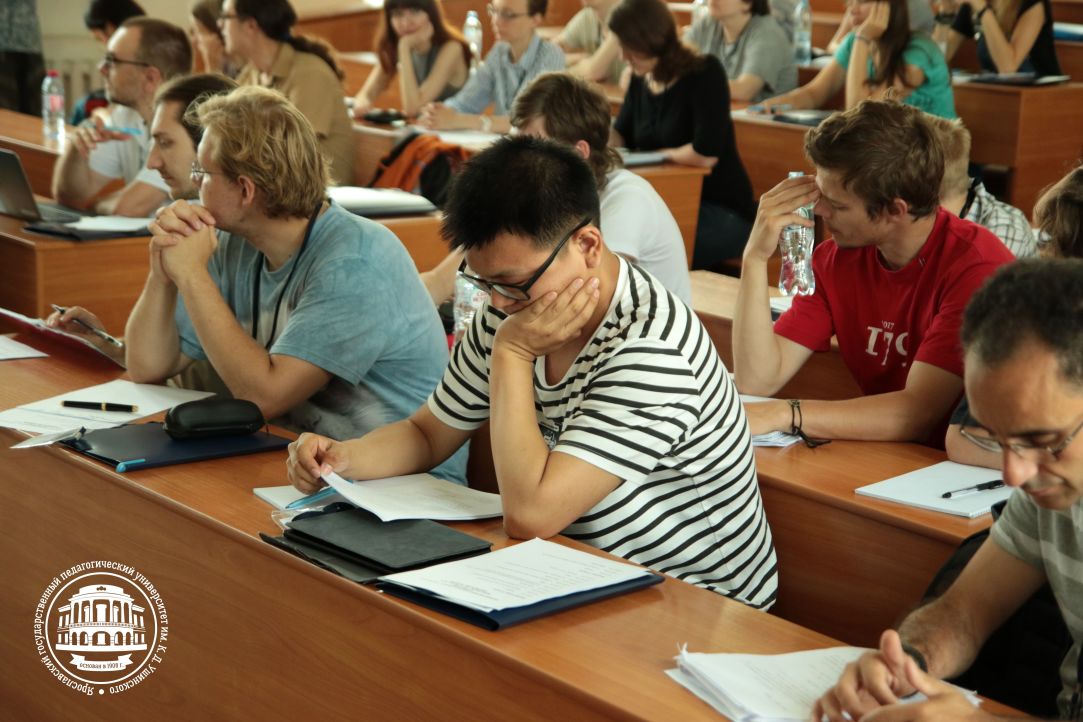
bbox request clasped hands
[147,200,219,285]
[493,276,601,363]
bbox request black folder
[60,421,290,472]
[261,504,492,584]
[379,571,664,630]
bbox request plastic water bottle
[41,70,65,143]
[691,0,709,24]
[453,274,488,343]
[793,0,813,66]
[463,11,483,74]
[779,171,816,297]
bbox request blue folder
[379,571,664,630]
[60,421,290,472]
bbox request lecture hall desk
[0,334,849,721]
[689,270,992,646]
[732,76,1083,219]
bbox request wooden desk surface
[0,108,63,197]
[0,212,148,335]
[0,335,849,720]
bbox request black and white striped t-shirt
[429,259,778,609]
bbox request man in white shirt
[52,17,190,217]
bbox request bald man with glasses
[52,17,191,217]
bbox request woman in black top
[609,0,757,268]
[934,0,1060,76]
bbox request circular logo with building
[33,562,169,696]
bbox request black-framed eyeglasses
[959,411,1083,462]
[100,53,152,69]
[457,217,592,301]
[486,3,531,20]
[190,161,227,184]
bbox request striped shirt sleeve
[554,340,701,483]
[427,305,498,430]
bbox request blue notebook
[60,421,290,472]
[379,572,664,630]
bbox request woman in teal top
[756,0,956,119]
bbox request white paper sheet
[380,538,653,612]
[0,379,213,434]
[252,484,345,510]
[322,471,503,521]
[669,646,980,722]
[0,335,47,360]
[326,186,436,215]
[856,461,1011,518]
[64,215,150,232]
[0,306,121,364]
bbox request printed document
[381,538,654,612]
[0,335,47,360]
[322,471,503,521]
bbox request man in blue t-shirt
[125,85,465,483]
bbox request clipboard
[60,421,290,472]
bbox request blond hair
[192,85,328,218]
[928,115,972,198]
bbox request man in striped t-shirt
[814,260,1083,722]
[287,136,778,609]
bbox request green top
[834,32,956,119]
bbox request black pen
[50,304,124,347]
[62,400,138,412]
[941,480,1005,499]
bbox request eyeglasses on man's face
[457,217,592,301]
[217,12,241,24]
[959,411,1083,463]
[100,53,152,69]
[486,3,531,21]
[190,161,227,185]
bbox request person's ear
[887,197,911,219]
[576,224,604,268]
[237,175,258,206]
[573,139,591,161]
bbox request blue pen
[285,485,338,510]
[116,458,146,472]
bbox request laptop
[0,149,85,223]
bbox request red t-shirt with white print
[773,208,1014,396]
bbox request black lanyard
[959,177,981,219]
[250,202,323,349]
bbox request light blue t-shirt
[834,32,956,119]
[174,201,466,484]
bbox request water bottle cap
[467,9,477,17]
[47,69,59,77]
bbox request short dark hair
[121,17,193,81]
[154,73,237,146]
[189,0,224,37]
[747,0,770,14]
[441,135,600,251]
[961,258,1083,387]
[526,0,548,16]
[84,0,145,32]
[511,72,622,189]
[805,99,942,219]
[1035,165,1083,260]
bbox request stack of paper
[619,149,667,167]
[0,379,213,435]
[64,215,149,233]
[327,186,436,217]
[668,647,980,721]
[856,461,1011,518]
[379,538,663,628]
[324,471,502,521]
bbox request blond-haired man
[125,85,465,483]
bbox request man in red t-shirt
[732,100,1014,443]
